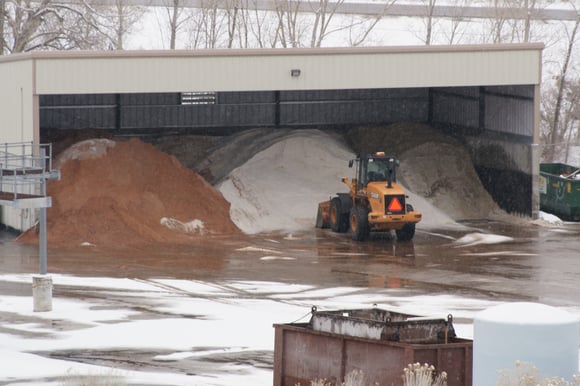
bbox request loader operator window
[358,155,398,189]
[367,159,387,182]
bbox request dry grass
[497,361,580,386]
[297,369,376,386]
[403,363,447,386]
[298,364,447,386]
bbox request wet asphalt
[2,219,580,307]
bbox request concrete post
[32,275,52,312]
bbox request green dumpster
[539,163,580,221]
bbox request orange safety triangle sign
[388,197,403,212]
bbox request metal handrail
[0,142,53,174]
[0,142,59,201]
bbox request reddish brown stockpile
[18,138,240,248]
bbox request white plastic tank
[473,302,579,386]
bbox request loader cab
[352,152,399,189]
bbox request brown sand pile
[19,138,240,248]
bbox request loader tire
[350,206,370,241]
[330,197,348,233]
[396,223,416,241]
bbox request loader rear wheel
[396,223,416,241]
[350,206,370,241]
[330,197,348,233]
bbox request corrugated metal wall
[0,60,38,232]
[40,85,533,139]
[40,88,431,131]
[431,85,534,138]
[484,85,534,137]
[32,46,543,95]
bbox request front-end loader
[316,152,422,241]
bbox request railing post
[39,147,47,276]
[34,146,52,312]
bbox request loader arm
[341,177,358,196]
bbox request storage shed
[0,44,543,231]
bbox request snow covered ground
[0,272,501,385]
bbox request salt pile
[217,129,462,234]
[217,130,354,234]
[399,142,503,220]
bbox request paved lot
[2,219,580,382]
[3,219,580,306]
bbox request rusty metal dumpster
[540,163,580,221]
[273,307,472,386]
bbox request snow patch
[160,217,205,234]
[453,232,514,247]
[533,211,565,226]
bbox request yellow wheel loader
[316,152,422,241]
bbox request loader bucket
[316,200,331,228]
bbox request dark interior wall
[39,88,429,131]
[470,141,533,216]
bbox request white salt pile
[399,141,503,220]
[217,129,462,234]
[217,130,353,234]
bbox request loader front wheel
[396,223,416,241]
[330,197,348,233]
[350,206,370,241]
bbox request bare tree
[162,0,188,49]
[423,0,436,45]
[79,0,146,50]
[234,0,256,47]
[344,14,384,47]
[319,0,395,47]
[4,0,99,53]
[503,0,537,43]
[239,0,282,48]
[0,0,5,54]
[273,0,304,47]
[479,0,543,44]
[483,0,509,43]
[440,0,469,44]
[417,0,467,45]
[184,10,204,48]
[0,0,120,53]
[544,14,580,162]
[309,0,344,47]
[183,0,231,48]
[201,0,224,47]
[224,0,240,48]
